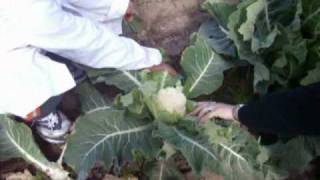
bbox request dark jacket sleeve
[238,83,320,136]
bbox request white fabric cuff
[108,0,130,20]
[145,47,162,66]
[121,47,162,70]
[135,47,162,69]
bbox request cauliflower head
[156,87,187,116]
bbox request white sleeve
[23,0,162,70]
[63,0,130,22]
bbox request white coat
[0,0,162,117]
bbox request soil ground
[132,0,208,57]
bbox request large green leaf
[156,122,281,179]
[199,19,237,57]
[201,0,238,57]
[238,0,268,41]
[202,1,238,28]
[301,62,320,85]
[227,0,256,60]
[283,31,307,65]
[0,116,69,180]
[64,86,160,179]
[253,62,270,94]
[224,0,306,92]
[88,69,141,92]
[227,0,272,93]
[264,137,320,173]
[268,30,307,85]
[181,36,233,98]
[144,158,184,180]
[76,82,112,113]
[156,119,285,179]
[203,121,279,180]
[155,123,219,175]
[305,137,320,155]
[239,0,298,52]
[302,0,320,36]
[254,0,299,52]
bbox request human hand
[190,102,237,124]
[149,63,178,76]
[125,1,136,22]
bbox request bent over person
[0,0,172,144]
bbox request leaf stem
[218,143,246,161]
[160,71,168,89]
[264,0,271,32]
[121,70,142,87]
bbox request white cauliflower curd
[156,87,187,116]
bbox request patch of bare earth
[133,0,208,57]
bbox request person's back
[0,0,76,118]
[0,1,29,53]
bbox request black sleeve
[238,83,320,136]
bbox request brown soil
[133,0,208,57]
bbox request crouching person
[0,0,175,144]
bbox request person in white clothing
[0,0,176,144]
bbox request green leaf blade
[65,86,160,179]
[144,159,184,180]
[301,62,320,85]
[88,69,141,92]
[0,116,69,180]
[64,109,158,179]
[302,0,320,36]
[181,36,232,98]
[199,19,237,57]
[155,123,218,175]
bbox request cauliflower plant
[156,87,187,118]
[129,73,188,124]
